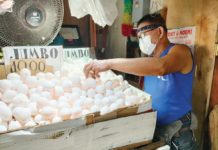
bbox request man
[84,13,197,149]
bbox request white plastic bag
[68,0,118,27]
[0,0,14,15]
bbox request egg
[25,76,38,88]
[41,91,52,99]
[36,97,50,109]
[124,88,133,96]
[102,97,111,106]
[100,106,110,115]
[34,114,44,123]
[0,117,2,124]
[12,93,29,107]
[28,102,38,116]
[95,85,105,94]
[0,80,12,92]
[61,79,72,92]
[2,90,17,104]
[72,87,82,96]
[85,78,96,89]
[104,80,113,90]
[52,116,62,123]
[109,103,119,111]
[36,72,45,79]
[70,76,81,87]
[11,79,23,91]
[94,94,104,100]
[45,72,55,80]
[59,108,72,120]
[0,103,12,121]
[7,73,20,80]
[29,93,41,102]
[105,90,114,96]
[90,105,100,113]
[84,98,94,106]
[12,107,31,123]
[17,84,28,95]
[20,68,31,80]
[0,125,7,132]
[40,106,56,120]
[54,86,64,98]
[8,120,22,130]
[116,98,125,107]
[87,88,96,98]
[81,109,90,116]
[25,120,37,127]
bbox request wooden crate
[0,111,156,150]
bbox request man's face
[137,22,161,44]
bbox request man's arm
[84,44,193,78]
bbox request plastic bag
[0,0,14,15]
[68,0,118,27]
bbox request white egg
[85,78,97,89]
[8,120,22,130]
[28,102,38,116]
[84,98,94,106]
[70,76,81,87]
[90,105,100,113]
[0,118,2,124]
[11,80,23,91]
[0,125,7,132]
[71,107,82,116]
[45,72,55,80]
[124,88,133,96]
[49,100,58,108]
[12,93,29,107]
[116,98,125,107]
[87,88,96,98]
[105,90,114,96]
[17,84,28,95]
[25,76,38,88]
[36,97,50,109]
[54,86,64,98]
[52,116,62,123]
[0,80,12,92]
[2,90,17,103]
[41,91,52,99]
[34,114,44,123]
[74,98,84,107]
[95,85,105,94]
[61,79,72,92]
[109,103,119,111]
[59,108,72,120]
[57,101,71,109]
[94,98,102,106]
[125,96,138,106]
[39,120,50,126]
[25,120,37,127]
[20,68,31,80]
[82,109,90,116]
[7,73,20,80]
[0,104,12,121]
[54,71,61,78]
[29,93,41,102]
[102,97,111,106]
[100,106,110,115]
[72,87,82,96]
[40,106,56,120]
[115,91,125,99]
[94,94,104,100]
[12,107,31,122]
[36,72,45,79]
[104,80,113,90]
[71,92,81,101]
[117,75,124,82]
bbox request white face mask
[139,35,157,56]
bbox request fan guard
[0,0,64,46]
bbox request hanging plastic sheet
[68,0,118,27]
[0,0,14,15]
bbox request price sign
[5,58,53,75]
[3,46,63,74]
[63,47,95,61]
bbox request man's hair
[137,13,167,32]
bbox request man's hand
[83,60,111,78]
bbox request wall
[105,0,127,58]
[164,0,218,149]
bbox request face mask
[139,35,157,56]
